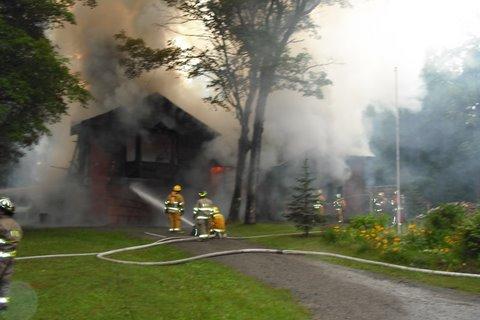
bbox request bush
[402,224,428,249]
[425,204,465,231]
[459,213,480,259]
[424,204,466,244]
[349,213,389,230]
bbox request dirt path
[145,230,480,320]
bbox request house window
[142,133,174,164]
[125,132,177,164]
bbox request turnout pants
[211,214,226,237]
[0,258,14,308]
[168,213,182,231]
[336,209,344,223]
[195,218,210,239]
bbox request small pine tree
[285,159,319,236]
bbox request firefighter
[0,197,22,311]
[164,185,185,232]
[373,192,388,214]
[391,191,405,225]
[193,191,214,239]
[313,189,327,217]
[333,194,346,223]
[210,206,226,238]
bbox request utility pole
[395,66,402,234]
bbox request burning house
[69,93,223,225]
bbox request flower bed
[321,205,480,272]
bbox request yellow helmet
[213,206,220,214]
[198,191,208,198]
[173,185,182,192]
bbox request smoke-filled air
[6,0,480,225]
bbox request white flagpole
[395,66,402,234]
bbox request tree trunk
[228,124,249,222]
[244,70,274,224]
[228,65,259,222]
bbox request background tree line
[367,38,480,213]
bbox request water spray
[129,183,195,227]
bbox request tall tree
[115,0,343,222]
[0,0,95,169]
[242,0,346,224]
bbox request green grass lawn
[8,228,310,320]
[229,223,480,294]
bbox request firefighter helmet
[172,185,182,192]
[198,191,208,198]
[213,206,220,214]
[336,193,342,199]
[0,198,15,215]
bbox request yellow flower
[393,237,401,243]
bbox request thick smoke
[262,0,480,182]
[10,0,480,224]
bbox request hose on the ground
[16,252,98,260]
[15,232,480,278]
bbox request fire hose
[15,231,480,279]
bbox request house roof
[71,93,218,139]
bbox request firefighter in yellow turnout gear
[193,191,214,239]
[164,185,185,232]
[313,189,327,217]
[0,198,22,311]
[210,206,226,238]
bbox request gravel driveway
[165,236,480,320]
